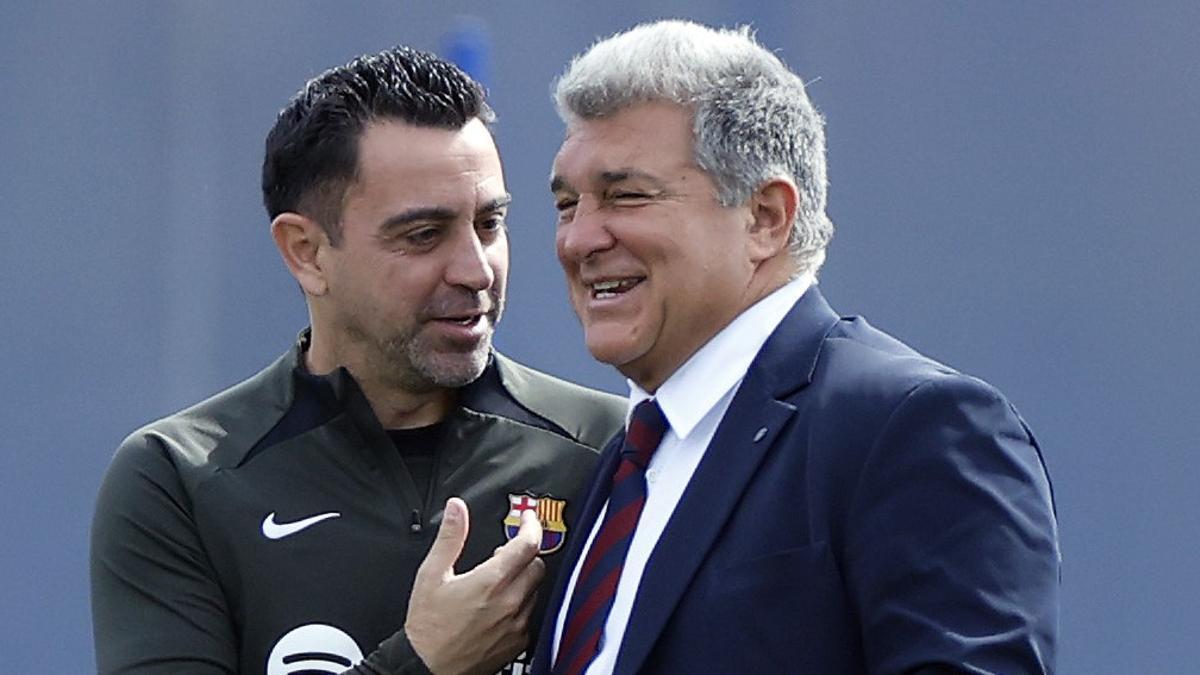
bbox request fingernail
[444,500,460,524]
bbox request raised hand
[405,497,545,675]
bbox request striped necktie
[554,399,668,675]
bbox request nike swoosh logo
[261,511,341,540]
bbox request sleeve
[844,375,1060,674]
[90,432,238,674]
[342,631,434,675]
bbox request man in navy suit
[535,20,1059,674]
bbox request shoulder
[491,353,625,450]
[815,316,992,407]
[812,319,1047,493]
[784,316,1039,458]
[106,351,294,495]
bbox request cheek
[554,231,572,269]
[491,228,510,260]
[488,248,509,283]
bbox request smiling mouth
[590,278,644,299]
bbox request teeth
[590,278,640,297]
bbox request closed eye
[609,190,658,206]
[554,196,578,225]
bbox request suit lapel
[612,286,842,674]
[533,431,625,673]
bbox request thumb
[419,497,470,581]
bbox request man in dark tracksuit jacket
[90,45,625,674]
[92,335,622,674]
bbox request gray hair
[553,20,833,274]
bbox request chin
[412,344,491,389]
[424,359,487,388]
[584,335,639,369]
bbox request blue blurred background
[3,2,1197,672]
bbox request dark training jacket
[91,338,625,674]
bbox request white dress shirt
[551,274,814,674]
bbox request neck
[624,262,796,393]
[354,376,456,429]
[304,332,456,430]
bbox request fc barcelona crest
[504,493,568,555]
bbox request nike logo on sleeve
[261,511,341,540]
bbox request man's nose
[445,230,495,291]
[557,197,615,262]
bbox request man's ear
[271,212,330,296]
[746,177,799,263]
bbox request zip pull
[410,509,423,534]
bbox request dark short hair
[262,45,494,244]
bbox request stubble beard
[358,291,504,394]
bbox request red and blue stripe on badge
[504,493,567,554]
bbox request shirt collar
[628,273,814,439]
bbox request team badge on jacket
[504,493,567,554]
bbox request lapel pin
[753,427,768,442]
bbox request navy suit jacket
[532,287,1059,674]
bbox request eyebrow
[549,175,569,194]
[477,194,513,214]
[378,194,512,233]
[379,207,455,234]
[550,169,665,194]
